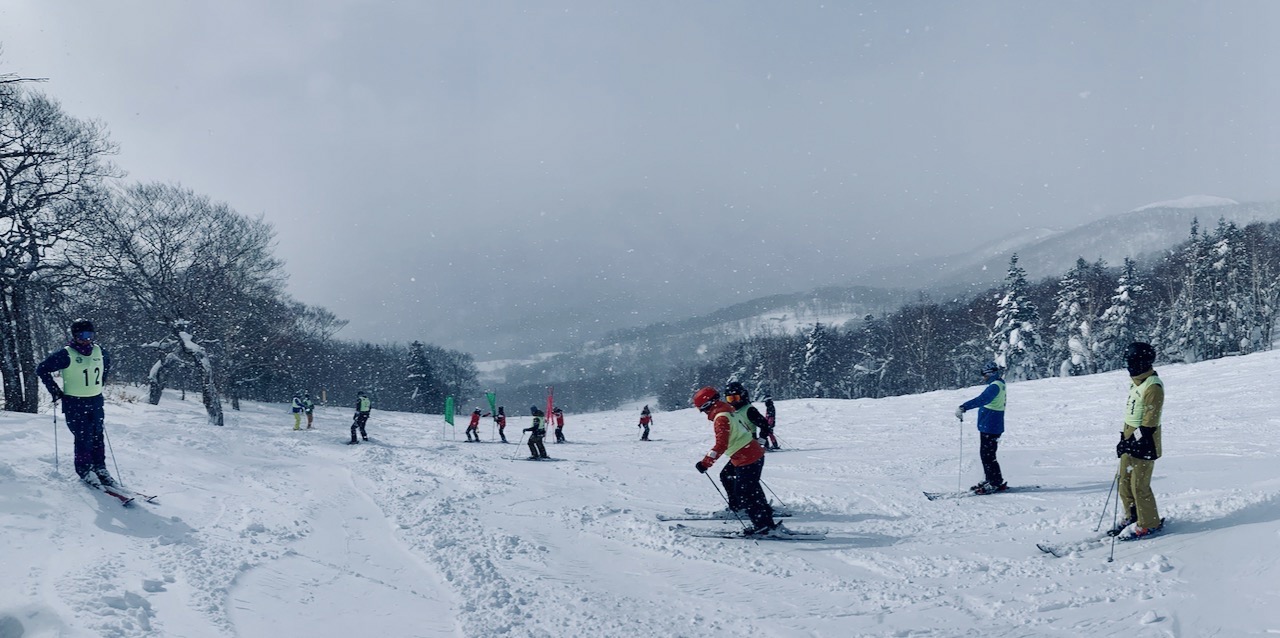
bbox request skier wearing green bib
[1110,342,1165,539]
[36,319,115,487]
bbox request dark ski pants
[719,463,742,510]
[527,433,547,458]
[729,458,774,531]
[639,424,649,440]
[979,432,1004,486]
[554,427,565,443]
[466,426,479,441]
[63,396,106,478]
[351,412,369,441]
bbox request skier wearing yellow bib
[1109,342,1165,539]
[36,319,115,487]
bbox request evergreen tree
[406,341,438,414]
[1097,257,1149,370]
[1050,258,1103,376]
[1161,219,1214,362]
[989,254,1044,380]
[799,322,836,398]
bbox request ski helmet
[692,386,720,412]
[723,381,750,408]
[70,319,95,339]
[981,361,1001,376]
[1124,342,1156,374]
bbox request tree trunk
[12,282,40,412]
[148,356,168,405]
[0,293,26,411]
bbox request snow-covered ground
[3,351,1280,637]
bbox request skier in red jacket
[692,386,777,535]
[466,408,481,442]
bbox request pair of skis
[1037,519,1171,557]
[922,484,1041,501]
[659,508,824,541]
[89,482,159,507]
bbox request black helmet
[70,319,95,339]
[981,360,1001,376]
[724,381,750,408]
[1124,342,1156,374]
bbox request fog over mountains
[483,196,1280,377]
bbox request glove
[955,407,964,421]
[1115,436,1131,458]
[695,461,708,474]
[49,388,64,403]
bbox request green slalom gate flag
[486,391,497,416]
[444,396,455,425]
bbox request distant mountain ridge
[483,197,1280,396]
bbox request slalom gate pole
[704,472,751,532]
[761,479,788,510]
[105,428,122,485]
[1093,472,1119,532]
[53,408,59,475]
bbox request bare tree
[0,81,118,412]
[72,182,284,425]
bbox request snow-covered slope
[3,350,1280,637]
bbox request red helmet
[692,386,720,412]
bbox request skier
[350,390,371,444]
[692,386,778,535]
[303,392,315,429]
[638,405,652,441]
[495,406,508,443]
[291,391,305,431]
[1110,342,1165,539]
[524,406,549,459]
[466,408,482,442]
[761,395,780,450]
[955,361,1008,495]
[552,407,566,443]
[36,319,117,487]
[724,381,769,453]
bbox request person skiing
[638,405,652,441]
[761,395,780,450]
[724,381,770,453]
[1110,342,1165,539]
[466,408,482,442]
[524,406,549,459]
[955,360,1008,495]
[692,386,778,535]
[552,407,566,443]
[495,406,508,443]
[291,391,305,431]
[37,319,116,488]
[350,390,371,444]
[303,392,315,429]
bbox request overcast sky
[2,2,1277,357]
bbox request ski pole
[105,428,122,486]
[1093,472,1119,532]
[53,407,59,475]
[957,416,964,492]
[761,479,788,510]
[704,472,750,532]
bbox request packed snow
[3,350,1280,637]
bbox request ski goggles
[697,398,717,412]
[74,330,95,341]
[724,392,744,404]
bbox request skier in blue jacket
[955,360,1007,494]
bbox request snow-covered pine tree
[1160,219,1214,362]
[1049,258,1109,376]
[989,254,1044,381]
[1097,257,1149,370]
[406,340,438,414]
[800,322,836,398]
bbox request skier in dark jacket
[350,391,371,444]
[495,406,508,443]
[956,361,1007,494]
[761,395,779,450]
[36,319,115,487]
[524,406,549,459]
